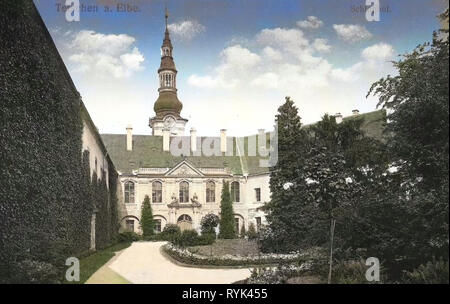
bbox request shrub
[315,259,384,284]
[118,232,141,243]
[160,224,181,241]
[142,234,166,242]
[403,259,449,284]
[9,260,61,284]
[247,264,311,284]
[200,213,219,235]
[329,260,370,284]
[162,224,181,235]
[171,230,216,247]
[257,225,278,253]
[247,223,258,240]
[197,233,216,246]
[173,230,199,247]
[240,225,246,238]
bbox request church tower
[149,8,188,136]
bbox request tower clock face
[163,116,176,130]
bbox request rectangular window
[255,217,262,231]
[126,220,134,232]
[234,218,239,234]
[154,219,162,233]
[255,188,261,202]
[206,182,215,203]
[152,182,162,203]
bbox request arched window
[177,214,192,223]
[179,181,189,203]
[206,181,215,203]
[152,181,162,203]
[231,181,240,202]
[124,181,135,204]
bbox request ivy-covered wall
[0,0,119,283]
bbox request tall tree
[361,29,449,277]
[140,195,154,237]
[367,31,449,190]
[219,181,235,239]
[262,97,309,252]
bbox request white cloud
[297,16,324,29]
[362,43,394,61]
[68,30,144,79]
[331,43,395,82]
[333,24,372,42]
[313,38,331,52]
[186,23,396,134]
[168,20,205,41]
[256,28,309,56]
[262,46,283,61]
[188,45,260,89]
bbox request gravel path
[106,241,251,284]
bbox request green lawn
[67,242,131,284]
[187,239,260,257]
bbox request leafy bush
[248,264,312,284]
[257,225,279,253]
[9,260,61,284]
[329,260,372,284]
[142,233,166,242]
[160,224,181,241]
[118,232,141,243]
[240,225,246,238]
[247,223,258,240]
[403,259,449,284]
[200,213,219,235]
[314,259,384,284]
[173,230,199,247]
[170,230,216,247]
[162,224,181,235]
[197,233,216,246]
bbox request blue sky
[34,0,448,136]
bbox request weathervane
[165,3,169,29]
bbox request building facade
[101,11,386,236]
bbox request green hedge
[0,1,118,283]
[172,230,216,247]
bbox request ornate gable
[165,161,204,177]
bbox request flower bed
[247,264,315,284]
[162,243,312,267]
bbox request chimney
[220,129,227,153]
[163,128,170,152]
[335,113,343,124]
[126,125,133,151]
[190,128,197,152]
[352,109,360,115]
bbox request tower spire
[149,5,187,136]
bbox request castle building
[101,11,386,235]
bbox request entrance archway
[177,214,193,231]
